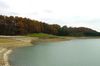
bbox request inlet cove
[10,39,100,66]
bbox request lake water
[9,39,100,66]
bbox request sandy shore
[0,36,98,66]
[0,35,71,66]
[0,36,37,66]
[4,49,12,66]
[0,48,12,66]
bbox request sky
[0,0,100,32]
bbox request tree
[58,25,69,36]
[0,15,100,36]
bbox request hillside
[0,15,100,36]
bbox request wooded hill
[0,15,100,36]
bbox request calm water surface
[10,39,100,66]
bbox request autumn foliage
[0,15,99,36]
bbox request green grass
[26,33,60,39]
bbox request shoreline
[3,49,12,66]
[0,36,71,66]
[0,36,100,66]
[0,36,35,66]
[0,48,12,66]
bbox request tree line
[0,15,100,36]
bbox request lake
[9,39,100,66]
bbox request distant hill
[0,15,100,36]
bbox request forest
[0,15,100,36]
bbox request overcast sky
[0,0,100,31]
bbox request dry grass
[0,37,33,48]
[0,35,78,48]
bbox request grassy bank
[0,33,70,48]
[26,33,70,43]
[0,33,99,47]
[26,33,60,39]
